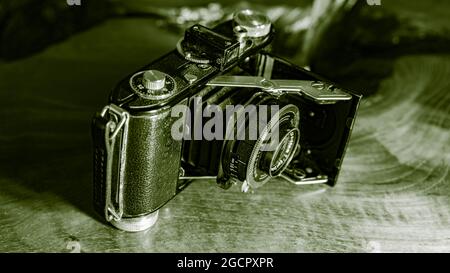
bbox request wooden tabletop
[0,16,449,252]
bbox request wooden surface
[0,16,449,252]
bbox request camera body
[92,10,361,232]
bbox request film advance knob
[142,70,166,90]
[233,9,271,38]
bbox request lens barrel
[221,97,300,189]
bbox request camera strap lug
[207,76,352,104]
[100,104,129,222]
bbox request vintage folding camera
[92,9,361,232]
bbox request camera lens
[221,101,300,190]
[259,127,300,177]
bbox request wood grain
[0,16,449,252]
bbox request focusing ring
[223,101,300,189]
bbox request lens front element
[259,127,300,177]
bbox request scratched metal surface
[0,8,450,252]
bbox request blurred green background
[1,0,449,95]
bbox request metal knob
[142,70,166,90]
[233,9,271,38]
